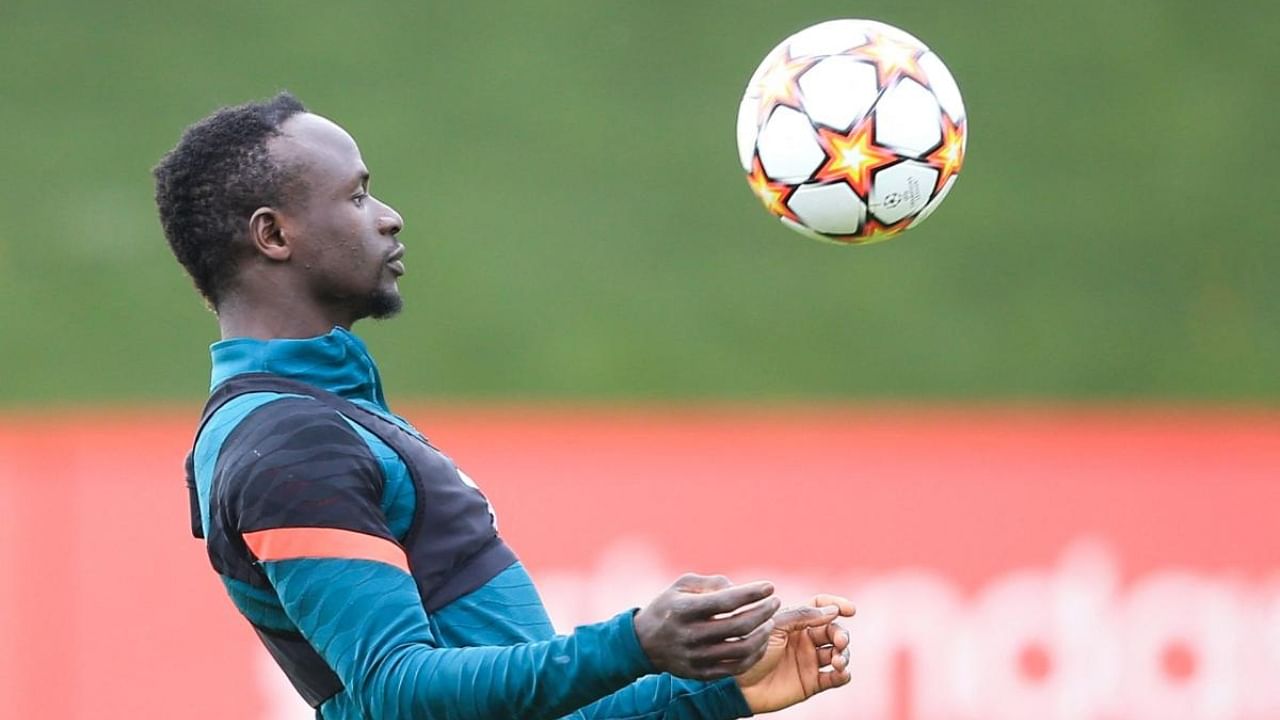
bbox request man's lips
[387,244,406,276]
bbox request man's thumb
[773,604,839,631]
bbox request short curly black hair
[153,92,308,307]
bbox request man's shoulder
[200,391,296,442]
[215,393,371,460]
[204,394,389,524]
[198,391,319,457]
[191,390,401,550]
[196,392,381,487]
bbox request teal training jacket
[190,326,752,720]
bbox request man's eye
[353,192,368,206]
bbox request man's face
[270,113,406,321]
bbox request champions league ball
[737,19,967,245]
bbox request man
[155,92,854,719]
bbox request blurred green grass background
[0,0,1275,405]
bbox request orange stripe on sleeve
[242,527,410,573]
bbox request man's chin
[368,290,404,320]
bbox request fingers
[773,604,840,632]
[691,595,781,643]
[679,623,774,680]
[683,599,780,678]
[814,621,852,692]
[805,619,851,650]
[768,593,854,635]
[817,665,853,692]
[831,645,850,673]
[810,594,856,618]
[722,633,772,676]
[634,575,779,681]
[814,638,855,666]
[691,632,773,680]
[677,580,775,618]
[678,591,778,679]
[817,646,835,667]
[692,616,776,668]
[833,622,850,651]
[814,620,855,653]
[815,640,853,693]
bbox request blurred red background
[2,407,1278,719]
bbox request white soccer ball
[737,19,967,245]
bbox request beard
[367,286,403,320]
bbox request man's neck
[216,296,352,341]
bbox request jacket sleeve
[264,558,653,719]
[217,400,656,719]
[579,674,753,720]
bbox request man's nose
[377,201,404,236]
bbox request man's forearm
[267,556,655,720]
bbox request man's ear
[248,207,292,262]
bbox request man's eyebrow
[354,170,370,188]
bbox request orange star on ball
[848,30,930,89]
[745,156,798,222]
[925,115,966,193]
[814,120,900,199]
[860,216,912,240]
[753,49,816,124]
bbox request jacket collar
[209,326,388,409]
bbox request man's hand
[633,574,781,680]
[734,594,856,714]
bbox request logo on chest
[456,467,498,530]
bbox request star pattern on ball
[745,155,798,222]
[847,30,930,89]
[858,216,912,241]
[814,120,900,199]
[822,215,910,245]
[753,48,816,124]
[925,115,966,193]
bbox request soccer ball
[737,19,967,245]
